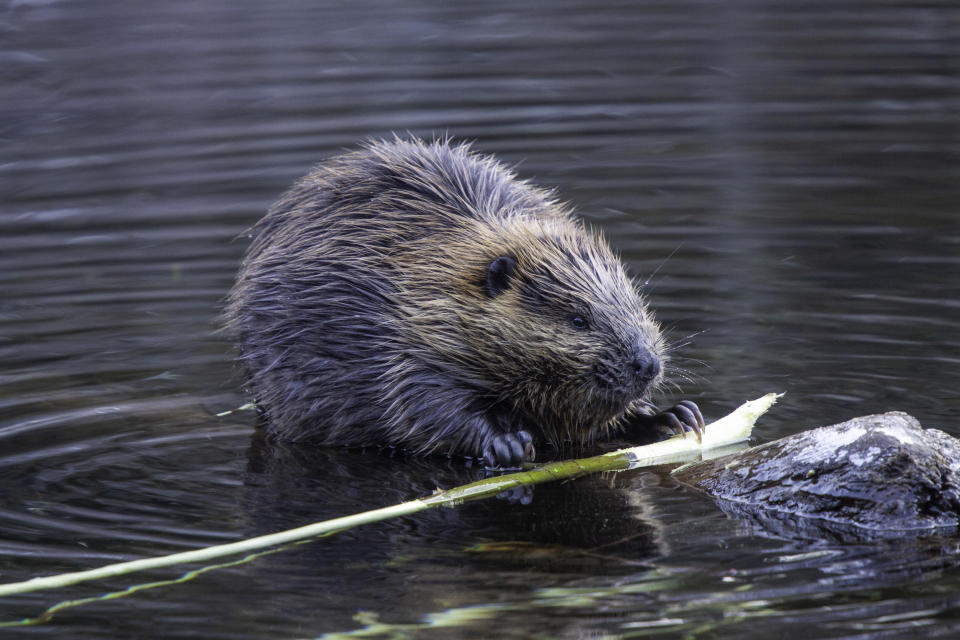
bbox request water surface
[2,0,959,637]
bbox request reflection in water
[1,0,959,637]
[238,436,667,636]
[242,435,664,554]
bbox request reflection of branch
[0,394,780,600]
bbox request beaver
[224,137,703,468]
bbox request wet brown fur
[224,138,667,460]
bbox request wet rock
[672,412,960,538]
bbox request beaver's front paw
[650,400,705,440]
[483,430,535,469]
[628,400,705,443]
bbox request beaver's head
[399,213,665,444]
[483,219,664,440]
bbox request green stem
[0,393,780,598]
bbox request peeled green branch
[0,393,780,599]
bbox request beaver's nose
[631,350,661,388]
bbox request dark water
[2,0,959,637]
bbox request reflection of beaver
[225,138,702,467]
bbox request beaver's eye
[570,315,589,331]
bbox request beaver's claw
[651,400,705,441]
[483,430,535,469]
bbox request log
[672,411,960,538]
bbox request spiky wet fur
[224,138,666,458]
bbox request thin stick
[0,393,781,598]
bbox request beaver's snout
[630,349,661,389]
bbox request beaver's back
[224,139,568,445]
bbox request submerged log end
[673,411,960,536]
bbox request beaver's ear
[485,255,516,298]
